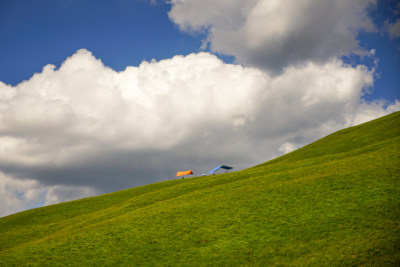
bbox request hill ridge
[1,111,399,266]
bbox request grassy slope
[0,112,399,266]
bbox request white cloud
[279,142,297,154]
[167,0,257,32]
[168,0,377,73]
[44,185,96,206]
[1,49,398,217]
[1,0,399,217]
[385,18,400,39]
[0,172,45,217]
[0,171,98,217]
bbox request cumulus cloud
[44,185,96,206]
[1,49,399,217]
[0,171,96,217]
[2,0,400,218]
[0,172,45,216]
[384,18,400,39]
[382,2,400,39]
[279,142,297,154]
[168,0,377,73]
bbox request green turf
[1,112,399,266]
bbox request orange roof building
[176,170,193,176]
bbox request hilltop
[0,112,399,266]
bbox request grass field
[0,112,399,266]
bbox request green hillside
[1,112,399,266]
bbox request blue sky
[0,0,203,84]
[0,0,399,217]
[1,0,398,101]
[355,0,400,102]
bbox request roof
[208,165,233,173]
[176,170,193,176]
